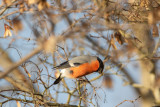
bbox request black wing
[53,61,82,69]
[53,61,71,69]
[72,63,82,66]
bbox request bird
[53,55,104,84]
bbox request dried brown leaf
[148,7,160,25]
[102,75,113,89]
[38,0,50,11]
[16,101,21,107]
[4,24,12,38]
[114,32,124,45]
[152,24,159,37]
[12,18,23,34]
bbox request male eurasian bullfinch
[53,55,104,84]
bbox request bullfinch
[53,55,104,84]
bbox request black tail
[54,73,62,84]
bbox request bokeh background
[0,0,160,107]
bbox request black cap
[97,57,104,74]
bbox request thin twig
[0,46,42,79]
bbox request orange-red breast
[53,55,104,84]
